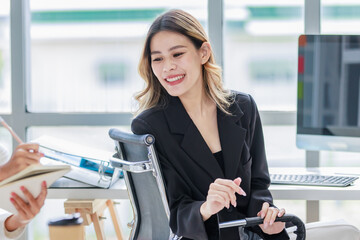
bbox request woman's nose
[163,59,176,72]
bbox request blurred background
[1,0,360,239]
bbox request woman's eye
[174,52,184,57]
[152,57,162,62]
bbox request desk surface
[48,167,360,200]
[48,178,128,199]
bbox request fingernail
[42,181,47,187]
[11,192,16,197]
[20,186,25,191]
[10,198,14,202]
[261,213,265,219]
[242,191,247,196]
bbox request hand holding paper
[0,143,44,181]
[5,181,48,231]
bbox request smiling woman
[132,9,289,240]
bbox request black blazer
[131,92,289,240]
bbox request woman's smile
[165,74,186,86]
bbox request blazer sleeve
[246,95,289,240]
[246,94,273,217]
[132,117,217,240]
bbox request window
[29,0,207,113]
[0,1,10,114]
[224,1,304,111]
[322,0,360,34]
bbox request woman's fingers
[11,149,42,166]
[208,189,229,208]
[269,208,279,225]
[278,208,285,217]
[36,181,48,207]
[10,192,32,218]
[259,202,270,219]
[10,197,27,217]
[209,183,236,207]
[16,143,40,153]
[214,178,246,196]
[20,186,40,215]
[261,206,281,228]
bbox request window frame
[6,0,319,148]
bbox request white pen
[0,116,24,144]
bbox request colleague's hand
[257,202,286,235]
[200,177,246,221]
[0,143,44,181]
[4,181,47,232]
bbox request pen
[0,116,23,144]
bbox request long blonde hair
[135,9,233,115]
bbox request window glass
[0,1,11,113]
[27,125,130,151]
[224,0,304,111]
[322,0,360,34]
[320,151,360,167]
[29,0,207,112]
[0,129,12,163]
[263,125,305,167]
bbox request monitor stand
[306,150,320,222]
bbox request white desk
[48,167,360,222]
[269,167,360,222]
[48,178,128,199]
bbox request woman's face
[150,31,209,99]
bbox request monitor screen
[297,35,360,152]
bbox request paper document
[0,164,71,214]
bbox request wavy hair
[135,9,233,115]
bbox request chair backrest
[109,128,173,240]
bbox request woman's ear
[200,42,211,64]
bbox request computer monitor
[297,34,360,152]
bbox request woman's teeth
[166,75,184,82]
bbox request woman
[0,143,47,240]
[131,9,289,240]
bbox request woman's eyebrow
[169,45,186,51]
[151,45,187,55]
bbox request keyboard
[270,173,359,187]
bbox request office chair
[109,128,306,240]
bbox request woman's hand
[0,143,44,181]
[4,181,48,232]
[200,177,246,221]
[257,202,286,235]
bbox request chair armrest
[110,157,154,173]
[219,214,306,240]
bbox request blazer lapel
[164,96,225,180]
[218,101,247,180]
